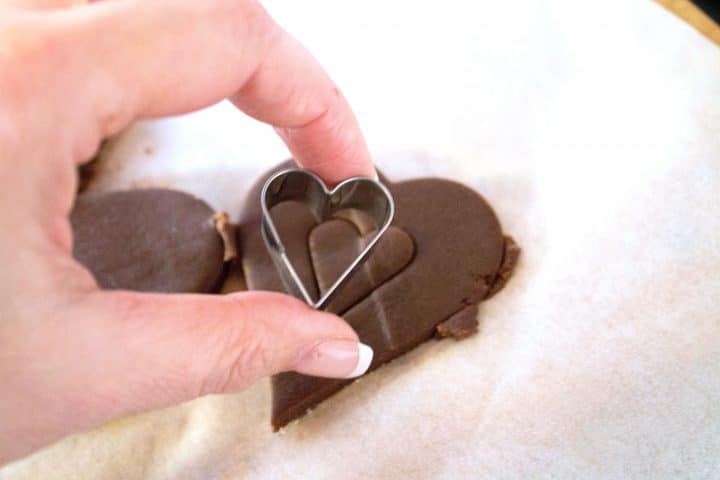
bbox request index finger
[228,23,376,185]
[50,0,376,183]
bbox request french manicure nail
[295,340,374,379]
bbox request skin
[0,0,375,464]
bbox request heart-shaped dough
[310,219,415,314]
[238,161,520,430]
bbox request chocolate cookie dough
[71,189,226,293]
[238,162,520,430]
[309,219,415,314]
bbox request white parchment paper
[2,1,719,478]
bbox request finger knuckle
[198,296,279,395]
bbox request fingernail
[295,340,374,379]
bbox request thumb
[72,290,373,415]
[3,289,372,459]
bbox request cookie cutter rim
[260,168,395,310]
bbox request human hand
[0,0,375,464]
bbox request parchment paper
[2,0,719,478]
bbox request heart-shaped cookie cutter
[260,168,395,310]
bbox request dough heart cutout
[238,161,520,430]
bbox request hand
[0,0,375,464]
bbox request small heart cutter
[260,168,395,310]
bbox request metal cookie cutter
[261,168,395,310]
